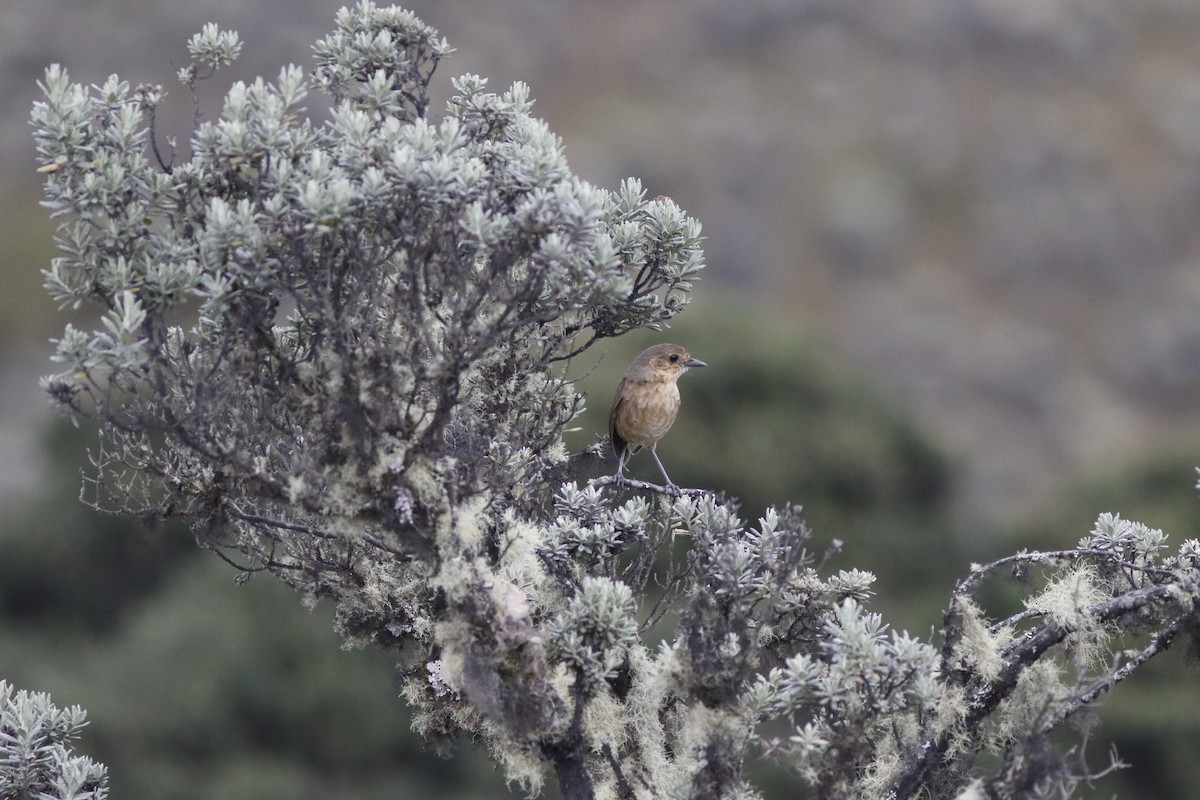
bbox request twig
[226,501,337,540]
[1036,615,1185,736]
[601,742,639,800]
[588,474,713,501]
[226,500,405,557]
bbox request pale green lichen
[855,712,920,797]
[934,683,971,758]
[954,594,1006,682]
[991,659,1065,747]
[1025,565,1110,670]
[624,643,692,793]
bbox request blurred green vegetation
[1,291,1197,798]
[0,196,60,340]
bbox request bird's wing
[608,382,628,456]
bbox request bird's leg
[648,446,680,495]
[614,449,628,486]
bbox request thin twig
[226,501,337,539]
[226,500,405,557]
[1036,615,1185,736]
[588,474,714,501]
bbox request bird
[608,343,707,490]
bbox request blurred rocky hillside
[6,0,1200,528]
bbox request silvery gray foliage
[32,0,701,560]
[27,4,1200,800]
[0,681,109,800]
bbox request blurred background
[3,0,1200,797]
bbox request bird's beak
[685,358,707,368]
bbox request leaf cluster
[0,681,108,800]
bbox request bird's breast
[615,380,681,446]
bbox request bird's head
[634,343,707,381]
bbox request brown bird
[609,343,707,489]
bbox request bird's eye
[668,353,679,363]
